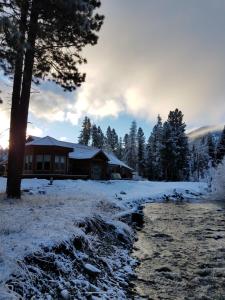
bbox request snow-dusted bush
[211,158,225,199]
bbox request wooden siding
[69,153,108,180]
[24,145,71,176]
[108,165,133,179]
[23,145,108,180]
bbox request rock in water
[60,289,70,300]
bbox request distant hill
[188,125,223,143]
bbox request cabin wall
[69,158,107,180]
[108,165,133,179]
[20,145,131,180]
[24,146,70,175]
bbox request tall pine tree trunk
[7,1,29,198]
[7,0,39,198]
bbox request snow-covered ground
[0,178,207,298]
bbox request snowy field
[0,178,207,297]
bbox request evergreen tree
[137,127,145,176]
[165,109,189,180]
[97,126,105,149]
[161,121,176,180]
[216,126,225,164]
[111,128,119,153]
[127,121,137,170]
[145,136,154,179]
[189,140,209,181]
[91,124,98,148]
[105,126,113,152]
[105,126,118,153]
[78,116,92,146]
[91,124,105,148]
[189,144,199,181]
[116,137,123,159]
[0,0,104,198]
[207,133,216,167]
[122,133,129,163]
[146,115,163,180]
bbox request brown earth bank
[131,201,225,300]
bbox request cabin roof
[105,152,133,170]
[26,136,74,149]
[26,136,132,170]
[69,148,108,160]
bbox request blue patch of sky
[29,110,156,143]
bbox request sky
[1,0,225,148]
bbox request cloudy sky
[1,0,225,148]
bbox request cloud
[59,137,68,141]
[30,91,67,122]
[27,123,43,137]
[74,0,225,126]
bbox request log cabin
[19,136,133,180]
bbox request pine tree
[216,126,225,164]
[105,126,118,153]
[91,124,98,148]
[105,126,113,152]
[190,139,209,181]
[127,121,137,170]
[91,124,105,148]
[207,133,216,167]
[137,127,145,176]
[189,144,199,181]
[116,137,123,159]
[164,109,189,180]
[123,133,129,163]
[146,115,163,180]
[145,136,154,179]
[97,126,105,149]
[160,109,189,181]
[0,0,104,198]
[111,128,119,154]
[78,116,92,146]
[161,121,176,180]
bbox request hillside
[188,125,223,142]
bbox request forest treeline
[78,109,225,181]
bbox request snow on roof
[25,136,132,169]
[69,148,107,160]
[106,152,133,170]
[26,136,74,149]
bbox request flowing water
[131,200,225,300]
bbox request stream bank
[4,216,137,300]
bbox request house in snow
[20,136,133,180]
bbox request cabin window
[55,155,66,171]
[24,155,33,170]
[43,155,51,170]
[36,154,51,171]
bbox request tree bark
[7,0,39,198]
[7,0,29,198]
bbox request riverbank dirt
[131,201,225,300]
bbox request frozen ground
[0,178,207,298]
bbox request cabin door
[91,163,102,180]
